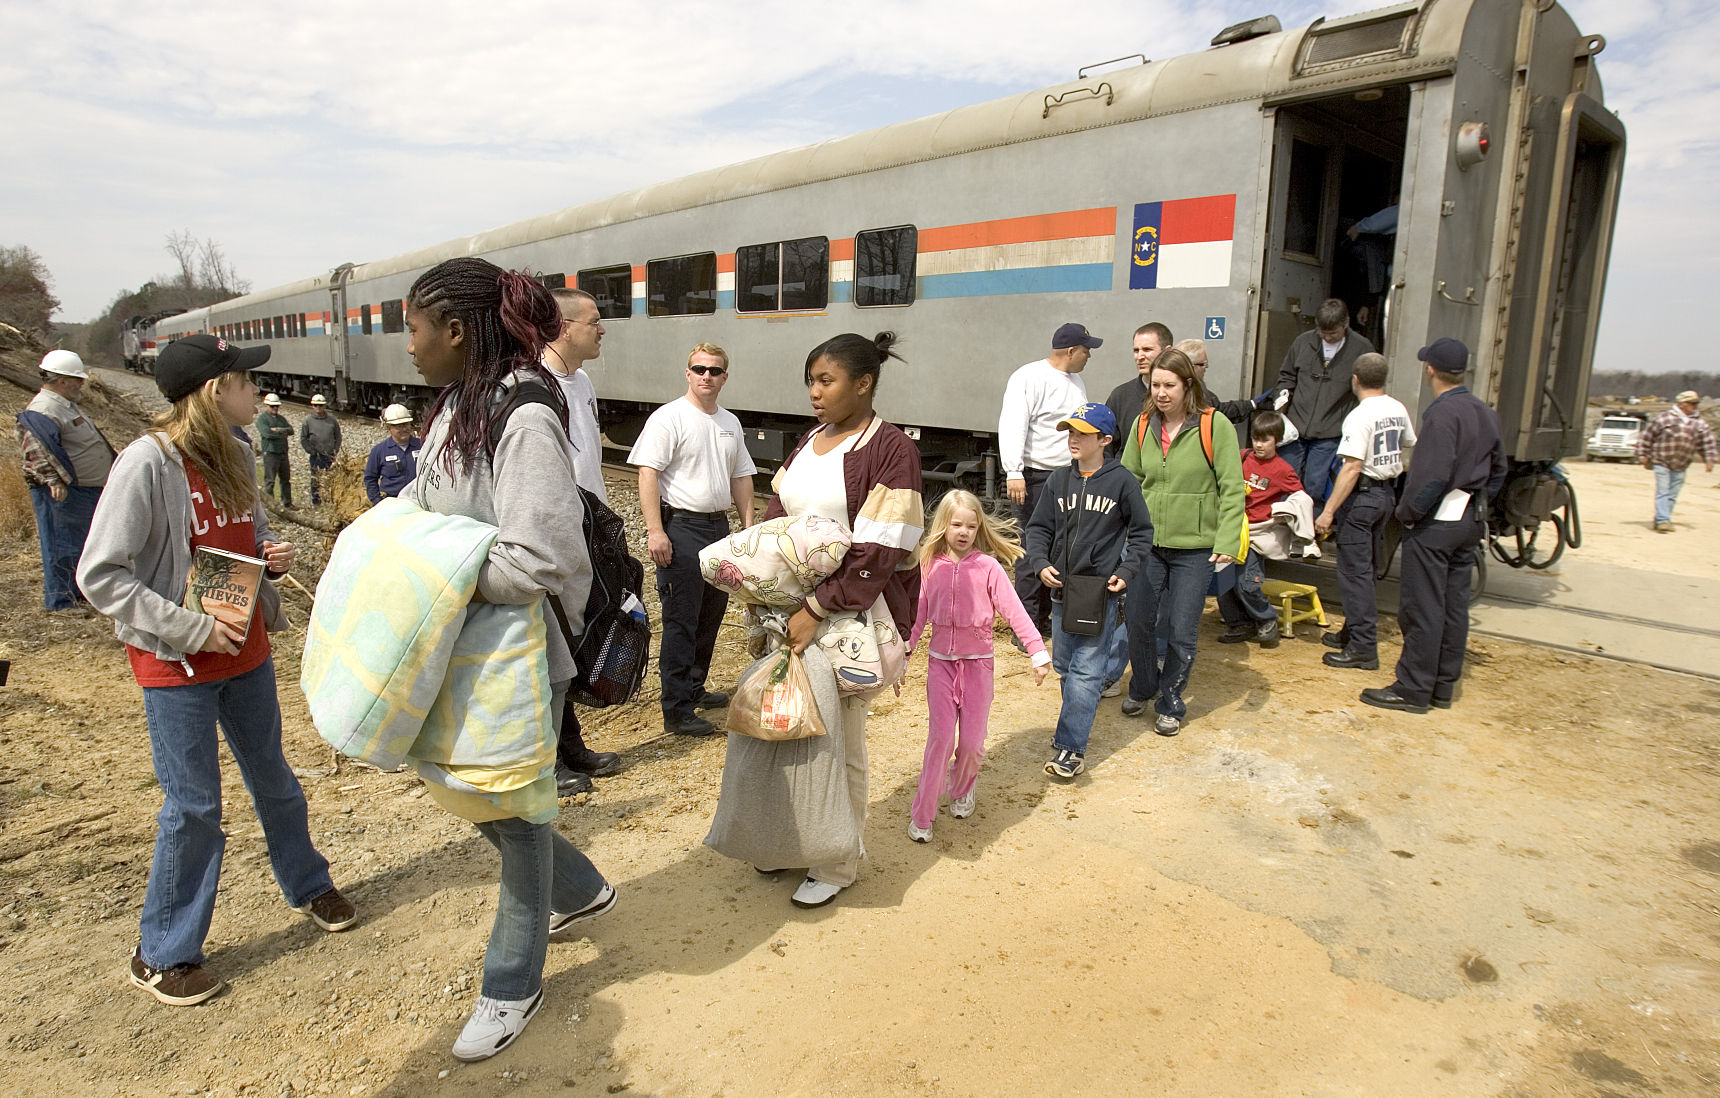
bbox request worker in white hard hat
[363,403,421,503]
[298,393,342,507]
[255,393,293,506]
[17,350,115,609]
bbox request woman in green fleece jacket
[1120,348,1248,736]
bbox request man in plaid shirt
[1637,390,1717,532]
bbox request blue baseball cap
[1057,402,1118,438]
[1418,337,1470,373]
[1052,322,1103,350]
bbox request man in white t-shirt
[544,288,623,792]
[998,322,1099,634]
[546,288,609,503]
[627,343,758,736]
[1316,352,1416,670]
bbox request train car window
[647,253,717,316]
[737,237,829,312]
[269,316,282,340]
[361,305,373,335]
[735,243,779,312]
[855,226,917,307]
[1283,140,1327,259]
[577,265,633,319]
[381,300,404,334]
[540,273,566,290]
[781,237,829,311]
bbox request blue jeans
[140,656,332,969]
[1125,547,1212,720]
[472,681,609,1001]
[1050,596,1118,756]
[1280,437,1341,509]
[30,484,99,609]
[1103,597,1130,685]
[1653,465,1688,525]
[1216,548,1274,626]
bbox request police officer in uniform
[1361,338,1505,714]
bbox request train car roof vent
[1211,15,1282,47]
[1296,2,1424,76]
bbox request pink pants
[911,657,994,829]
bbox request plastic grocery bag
[705,644,860,870]
[729,649,828,741]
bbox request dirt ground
[2,371,1718,1097]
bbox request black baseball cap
[155,334,272,403]
[1417,337,1470,374]
[1052,323,1103,350]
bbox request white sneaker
[452,990,544,1062]
[548,883,617,935]
[907,820,932,843]
[790,877,843,908]
[949,791,975,819]
[1101,679,1122,698]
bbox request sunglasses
[688,365,728,377]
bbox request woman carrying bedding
[764,331,924,908]
[403,257,613,1061]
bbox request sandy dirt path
[1,373,1716,1097]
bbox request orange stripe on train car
[716,253,735,274]
[829,238,853,263]
[917,207,1117,253]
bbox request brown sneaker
[294,887,358,932]
[129,951,224,1006]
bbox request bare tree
[164,229,200,308]
[197,237,249,296]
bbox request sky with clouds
[2,0,1714,371]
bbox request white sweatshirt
[998,359,1087,476]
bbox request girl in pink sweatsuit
[906,490,1049,841]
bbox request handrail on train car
[1043,83,1115,119]
[1077,54,1147,79]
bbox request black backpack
[488,380,649,707]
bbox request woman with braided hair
[403,257,613,1061]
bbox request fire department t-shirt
[127,462,272,688]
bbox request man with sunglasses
[627,343,757,736]
[544,288,624,794]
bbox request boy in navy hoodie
[1023,403,1154,779]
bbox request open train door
[1486,90,1625,461]
[1253,84,1412,394]
[328,262,354,409]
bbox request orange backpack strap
[1199,409,1216,474]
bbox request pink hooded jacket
[908,551,1051,666]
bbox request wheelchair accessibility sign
[1204,316,1226,340]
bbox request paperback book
[183,546,267,643]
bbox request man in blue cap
[999,322,1100,635]
[1361,338,1505,714]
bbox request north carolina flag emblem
[1130,194,1236,290]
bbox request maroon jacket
[765,418,924,634]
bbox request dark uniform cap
[1417,337,1469,374]
[1052,323,1103,350]
[155,334,272,403]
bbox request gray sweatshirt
[299,413,342,456]
[410,375,593,682]
[77,433,286,662]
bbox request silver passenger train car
[157,0,1622,516]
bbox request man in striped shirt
[1638,390,1717,532]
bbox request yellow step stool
[1261,580,1328,636]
